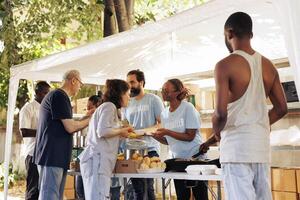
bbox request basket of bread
[137,156,166,173]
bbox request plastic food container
[185,165,217,175]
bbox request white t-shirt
[123,93,164,153]
[19,100,40,156]
[161,101,204,159]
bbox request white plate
[137,168,165,174]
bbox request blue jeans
[38,165,67,200]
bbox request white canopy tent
[3,0,300,198]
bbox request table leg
[162,178,166,200]
[143,179,148,200]
[123,178,127,200]
[217,181,221,200]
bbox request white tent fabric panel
[273,0,300,100]
[3,0,300,199]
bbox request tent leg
[3,77,19,200]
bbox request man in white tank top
[199,12,287,200]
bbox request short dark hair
[224,12,253,39]
[127,69,145,87]
[35,81,50,94]
[103,79,130,109]
[88,92,103,106]
[167,79,189,101]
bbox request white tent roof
[11,0,288,89]
[3,0,300,199]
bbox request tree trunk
[113,0,130,32]
[125,0,134,28]
[104,0,118,37]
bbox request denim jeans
[38,165,67,200]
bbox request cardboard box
[272,191,297,200]
[114,160,141,173]
[272,168,297,192]
[64,175,74,190]
[63,189,75,200]
[297,170,300,193]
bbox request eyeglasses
[75,77,83,87]
[161,89,177,94]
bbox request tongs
[191,151,204,161]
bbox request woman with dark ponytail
[153,78,208,200]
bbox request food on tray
[140,163,150,170]
[137,156,143,161]
[150,156,160,162]
[128,132,142,139]
[138,156,166,171]
[150,162,157,168]
[117,153,125,161]
[143,156,151,166]
[131,152,143,161]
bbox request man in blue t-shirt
[34,70,94,200]
[124,70,164,200]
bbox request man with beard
[199,12,287,199]
[124,70,164,200]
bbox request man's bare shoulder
[261,56,276,69]
[261,55,277,77]
[215,54,241,71]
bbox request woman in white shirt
[79,79,133,200]
[153,79,208,200]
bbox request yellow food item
[131,153,139,160]
[161,162,166,169]
[140,163,149,170]
[137,156,143,161]
[128,132,142,139]
[117,156,125,161]
[117,153,124,157]
[150,156,160,162]
[150,162,157,168]
[143,157,151,166]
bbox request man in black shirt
[34,70,93,200]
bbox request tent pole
[3,77,19,200]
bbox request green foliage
[0,0,104,111]
[0,0,210,112]
[135,0,208,24]
[0,163,25,189]
[75,85,97,100]
[14,0,104,60]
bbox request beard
[225,38,233,53]
[130,87,141,97]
